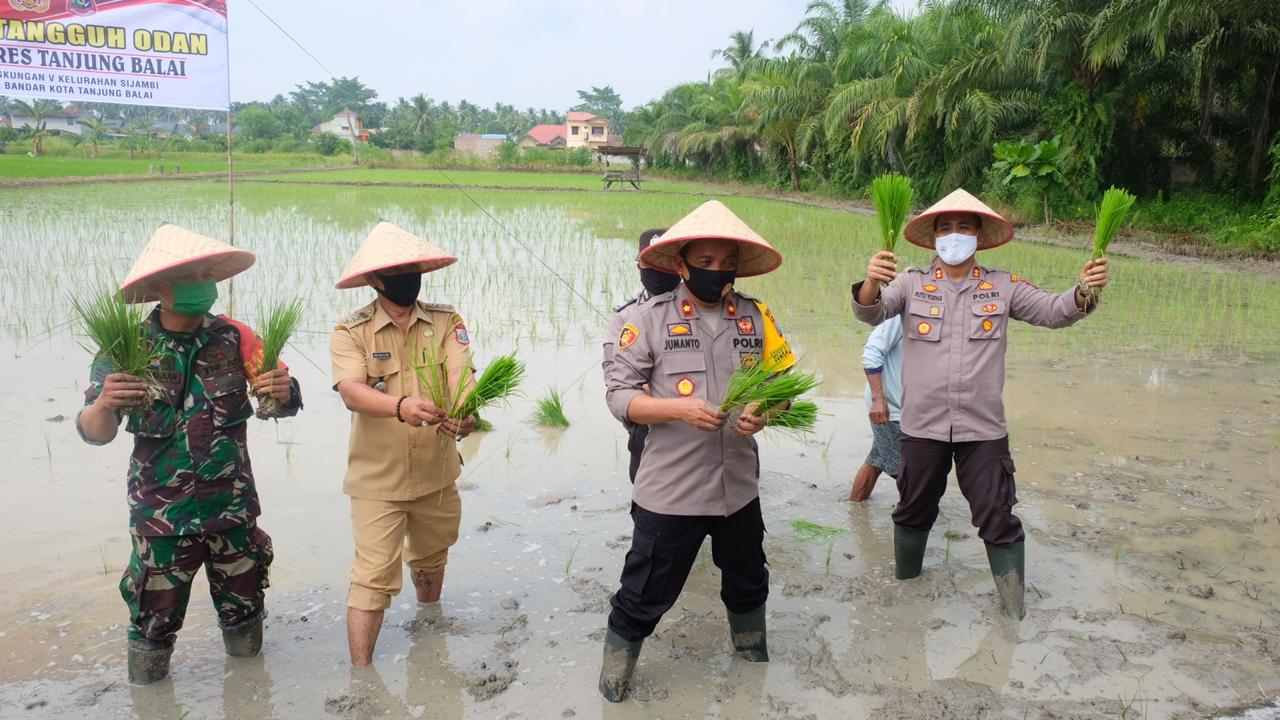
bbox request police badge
[69,0,98,16]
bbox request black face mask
[374,271,422,307]
[683,265,737,304]
[639,267,680,296]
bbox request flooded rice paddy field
[0,178,1277,719]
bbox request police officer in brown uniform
[852,189,1109,619]
[599,200,795,702]
[602,228,678,482]
[329,222,477,665]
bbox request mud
[1,187,1278,719]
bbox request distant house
[566,111,609,149]
[454,132,509,158]
[311,108,367,143]
[518,123,567,150]
[7,105,84,135]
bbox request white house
[311,108,366,143]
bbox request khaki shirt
[606,287,784,517]
[852,261,1093,443]
[330,299,473,501]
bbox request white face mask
[934,232,978,266]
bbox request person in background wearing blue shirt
[850,315,904,501]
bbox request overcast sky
[228,0,918,110]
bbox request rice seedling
[870,172,915,258]
[70,289,160,407]
[415,349,525,426]
[253,297,305,419]
[532,386,570,429]
[719,361,820,418]
[564,538,581,579]
[1086,186,1136,304]
[789,519,847,543]
[768,399,819,435]
[98,543,110,575]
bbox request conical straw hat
[640,200,782,277]
[336,221,458,289]
[903,188,1015,250]
[119,224,255,303]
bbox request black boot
[597,628,643,703]
[222,612,264,657]
[985,542,1026,620]
[894,525,929,580]
[127,639,172,685]
[726,605,769,662]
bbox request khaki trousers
[347,485,462,611]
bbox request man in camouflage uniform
[76,225,301,684]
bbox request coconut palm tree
[711,30,771,80]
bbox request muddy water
[1,181,1278,719]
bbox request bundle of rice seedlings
[789,519,847,543]
[414,349,525,426]
[454,352,525,419]
[253,298,305,420]
[718,363,820,416]
[71,290,161,408]
[768,399,819,435]
[870,173,915,257]
[1086,186,1135,304]
[532,386,570,429]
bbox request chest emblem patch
[982,319,994,332]
[982,304,999,313]
[916,321,933,336]
[676,377,695,397]
[667,323,692,336]
[737,317,755,335]
[922,284,938,293]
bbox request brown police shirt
[606,286,783,517]
[853,261,1094,443]
[330,299,474,501]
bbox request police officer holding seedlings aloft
[602,228,677,482]
[599,200,795,702]
[851,189,1109,619]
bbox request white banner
[0,0,229,111]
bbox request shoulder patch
[336,304,375,330]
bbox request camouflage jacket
[78,308,302,537]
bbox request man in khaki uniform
[329,222,477,665]
[598,200,796,702]
[852,188,1109,619]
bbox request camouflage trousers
[119,523,273,646]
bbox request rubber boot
[222,612,264,657]
[985,542,1026,620]
[894,525,929,580]
[726,604,769,662]
[127,639,173,685]
[411,568,445,604]
[597,628,643,703]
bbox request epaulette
[336,303,375,329]
[613,296,639,314]
[634,291,675,317]
[905,265,930,274]
[734,289,760,302]
[421,302,457,313]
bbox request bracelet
[395,395,407,422]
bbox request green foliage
[769,400,819,435]
[869,173,915,253]
[313,132,349,156]
[532,387,570,429]
[454,353,526,419]
[789,519,847,543]
[992,136,1073,222]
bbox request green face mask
[170,281,218,316]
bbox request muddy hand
[98,373,149,409]
[1080,257,1109,288]
[440,414,476,440]
[867,250,898,285]
[735,407,767,438]
[253,368,293,402]
[869,396,889,425]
